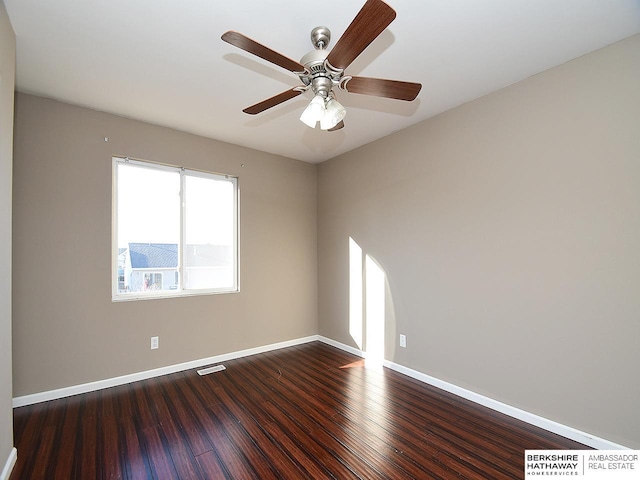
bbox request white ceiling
[5,0,640,164]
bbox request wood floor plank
[101,414,125,480]
[231,354,404,478]
[260,400,361,479]
[195,450,229,479]
[162,371,259,478]
[97,387,117,418]
[26,425,56,480]
[120,416,153,480]
[181,369,223,407]
[11,403,47,479]
[332,410,459,479]
[261,420,336,480]
[77,413,98,480]
[156,373,213,456]
[113,383,136,418]
[198,413,258,479]
[208,402,282,480]
[130,382,160,430]
[12,341,590,480]
[160,418,206,480]
[212,386,312,479]
[50,400,79,479]
[144,391,204,479]
[141,425,180,479]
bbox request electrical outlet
[399,334,407,348]
[151,336,159,350]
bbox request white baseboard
[13,335,319,408]
[317,335,630,451]
[0,448,17,480]
[12,334,630,450]
[318,335,365,358]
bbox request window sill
[112,288,240,302]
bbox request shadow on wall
[349,236,398,366]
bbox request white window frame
[112,156,239,301]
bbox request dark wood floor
[12,341,587,479]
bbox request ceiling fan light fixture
[300,94,326,128]
[320,96,346,130]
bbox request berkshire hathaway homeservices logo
[525,450,639,478]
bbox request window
[113,157,239,300]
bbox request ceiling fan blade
[222,31,306,73]
[326,0,396,71]
[328,120,345,132]
[243,88,303,115]
[343,76,422,101]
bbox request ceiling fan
[221,0,422,131]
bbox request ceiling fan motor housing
[300,49,330,76]
[299,28,347,98]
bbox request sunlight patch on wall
[349,237,392,369]
[365,255,386,366]
[349,237,364,349]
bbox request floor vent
[197,365,226,376]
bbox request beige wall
[0,0,15,470]
[318,34,640,448]
[12,93,318,397]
